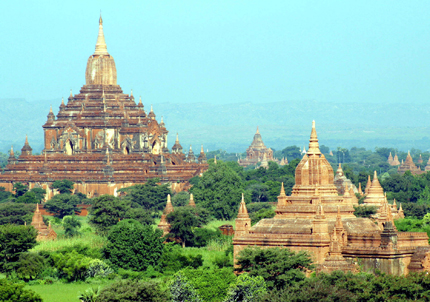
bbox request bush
[98,279,170,302]
[0,224,38,273]
[0,202,35,225]
[51,250,92,281]
[86,259,113,278]
[55,244,102,259]
[180,267,236,302]
[236,247,313,290]
[78,286,101,302]
[193,228,222,247]
[44,194,81,218]
[103,219,164,271]
[224,273,267,302]
[0,279,42,302]
[15,252,46,281]
[63,215,81,237]
[157,243,203,274]
[353,205,377,218]
[170,272,202,302]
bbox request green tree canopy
[0,202,35,225]
[121,178,171,212]
[0,279,42,302]
[0,224,38,273]
[51,179,75,194]
[13,182,28,198]
[190,160,244,220]
[44,194,81,218]
[236,247,313,290]
[103,219,164,271]
[98,279,170,302]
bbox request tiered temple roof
[398,151,423,175]
[238,127,277,167]
[0,17,208,198]
[233,121,430,275]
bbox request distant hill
[1,98,429,154]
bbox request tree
[172,191,190,207]
[98,279,170,302]
[0,202,35,225]
[44,193,81,218]
[51,179,75,194]
[13,182,28,197]
[89,195,131,235]
[51,250,92,281]
[170,272,202,302]
[224,273,267,302]
[16,191,39,204]
[123,207,154,226]
[0,187,11,202]
[236,247,313,290]
[103,219,164,271]
[158,243,203,273]
[29,188,46,202]
[121,178,171,212]
[179,267,237,302]
[15,252,46,281]
[0,224,38,273]
[191,160,244,220]
[63,215,82,237]
[353,205,377,218]
[167,206,211,247]
[0,279,42,302]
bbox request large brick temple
[234,121,430,275]
[0,17,208,198]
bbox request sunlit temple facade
[234,121,430,275]
[0,17,207,198]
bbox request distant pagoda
[397,151,423,175]
[238,127,277,167]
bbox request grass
[27,281,114,302]
[31,216,107,253]
[204,219,235,230]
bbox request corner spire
[94,14,108,55]
[238,193,249,218]
[279,182,286,197]
[189,193,196,207]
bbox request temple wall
[344,254,411,276]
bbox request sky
[1,1,430,107]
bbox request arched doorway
[152,141,160,155]
[65,140,74,155]
[123,146,130,155]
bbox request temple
[0,17,207,198]
[233,121,430,275]
[31,204,57,241]
[238,127,277,167]
[333,164,358,195]
[397,152,423,175]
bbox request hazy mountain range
[1,98,429,154]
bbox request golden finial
[256,126,260,134]
[94,14,108,55]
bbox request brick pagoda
[0,17,207,198]
[234,121,430,275]
[238,127,277,167]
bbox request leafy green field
[26,282,113,302]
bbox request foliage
[0,202,35,225]
[158,243,203,274]
[103,219,164,271]
[86,259,113,278]
[63,215,82,237]
[172,191,191,207]
[78,286,101,302]
[44,193,81,218]
[0,224,38,272]
[15,252,46,281]
[395,217,430,239]
[51,250,92,281]
[51,179,75,194]
[224,273,267,302]
[402,203,430,219]
[16,191,39,204]
[97,279,170,302]
[170,271,202,302]
[236,247,313,290]
[190,160,244,220]
[193,228,223,247]
[180,267,237,302]
[249,207,275,225]
[121,178,171,212]
[353,205,377,218]
[13,182,28,197]
[123,207,154,226]
[167,206,212,247]
[0,187,12,202]
[0,278,42,302]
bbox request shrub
[224,273,267,302]
[51,250,92,281]
[193,228,222,247]
[353,205,377,218]
[15,252,46,281]
[180,267,236,302]
[158,243,203,274]
[86,259,113,278]
[103,219,164,271]
[170,272,202,302]
[63,215,82,237]
[97,279,170,302]
[0,279,42,302]
[78,286,101,302]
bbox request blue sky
[1,1,430,106]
